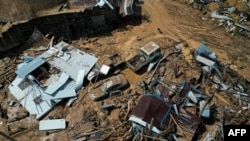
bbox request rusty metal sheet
[130,94,172,130]
[172,111,201,134]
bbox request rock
[100,120,109,128]
[99,111,107,120]
[121,104,127,109]
[136,36,142,41]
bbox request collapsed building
[8,41,98,119]
[4,35,250,140]
[0,0,135,52]
[129,82,209,140]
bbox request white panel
[39,119,66,130]
[75,70,86,91]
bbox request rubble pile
[124,42,250,140]
[0,37,250,140]
[185,0,250,38]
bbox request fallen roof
[15,57,45,78]
[9,74,76,119]
[46,42,98,81]
[129,94,172,133]
[9,41,98,119]
[129,94,201,134]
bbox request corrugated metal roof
[15,57,45,78]
[39,41,98,81]
[130,94,172,130]
[9,75,76,119]
[9,41,97,119]
[129,94,201,134]
[48,46,98,81]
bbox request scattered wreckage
[129,81,209,140]
[127,43,250,140]
[188,0,250,38]
[210,7,250,37]
[3,38,250,140]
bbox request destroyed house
[129,94,200,134]
[0,0,135,52]
[8,41,98,119]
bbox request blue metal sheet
[9,41,97,119]
[16,57,45,78]
[42,89,77,100]
[45,73,70,94]
[195,44,213,56]
[48,42,98,81]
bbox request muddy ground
[0,0,250,141]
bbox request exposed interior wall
[0,0,67,22]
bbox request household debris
[126,42,250,140]
[187,0,250,38]
[129,81,210,140]
[1,38,250,140]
